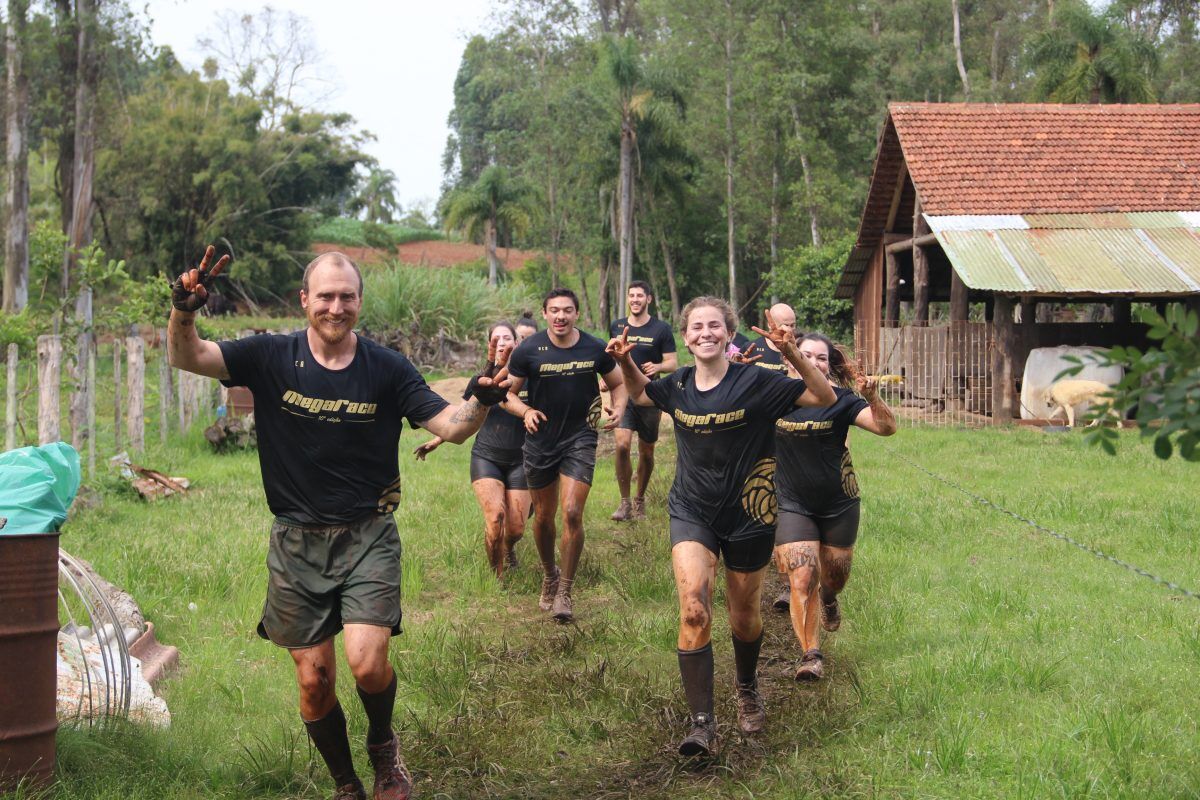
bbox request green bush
[769,235,855,342]
[311,217,445,248]
[0,308,46,353]
[360,262,536,341]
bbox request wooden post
[36,334,61,444]
[87,340,95,478]
[113,338,123,452]
[885,250,900,327]
[991,296,1016,425]
[1019,297,1036,325]
[950,269,969,322]
[158,331,172,445]
[912,199,930,326]
[177,364,186,432]
[5,343,17,451]
[125,336,144,452]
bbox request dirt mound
[429,377,471,404]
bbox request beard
[308,310,356,345]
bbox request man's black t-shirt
[775,387,870,517]
[730,331,751,352]
[219,332,447,526]
[609,316,676,370]
[751,337,789,373]
[507,329,617,456]
[644,362,806,540]
[471,388,528,464]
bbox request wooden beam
[884,161,909,232]
[884,232,938,254]
[1113,299,1131,325]
[885,249,900,327]
[991,296,1016,425]
[1019,297,1036,325]
[912,197,930,326]
[950,268,969,321]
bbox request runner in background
[748,303,797,373]
[608,281,677,521]
[771,333,897,680]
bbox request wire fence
[856,322,993,428]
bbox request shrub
[769,235,855,341]
[359,262,536,342]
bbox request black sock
[731,631,763,687]
[302,702,358,788]
[677,643,714,717]
[356,670,397,746]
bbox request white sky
[145,0,493,213]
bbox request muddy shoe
[366,733,413,800]
[822,597,841,631]
[504,545,518,573]
[772,588,790,613]
[610,498,632,521]
[678,712,718,757]
[551,577,575,623]
[630,496,646,520]
[795,649,824,682]
[538,566,560,611]
[332,781,366,800]
[735,681,765,734]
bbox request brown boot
[735,681,765,734]
[630,496,646,520]
[366,732,413,800]
[551,577,575,623]
[332,781,367,800]
[538,566,560,612]
[772,588,790,613]
[821,597,842,631]
[610,498,632,521]
[795,649,824,682]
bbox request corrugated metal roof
[931,213,1200,295]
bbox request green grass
[8,418,1200,798]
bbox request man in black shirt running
[608,281,677,521]
[168,247,507,800]
[748,303,796,373]
[505,288,626,622]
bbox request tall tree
[444,165,538,286]
[349,166,401,224]
[1030,0,1158,102]
[3,0,31,312]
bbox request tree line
[438,0,1200,333]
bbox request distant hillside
[312,240,542,270]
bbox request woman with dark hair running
[608,300,834,757]
[414,321,538,576]
[770,332,897,681]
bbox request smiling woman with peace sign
[609,298,833,758]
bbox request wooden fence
[3,331,222,474]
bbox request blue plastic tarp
[0,442,81,534]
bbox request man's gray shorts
[617,404,662,444]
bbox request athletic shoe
[551,577,574,623]
[822,597,841,631]
[795,649,824,682]
[538,566,560,612]
[772,589,790,613]
[366,732,413,800]
[678,712,718,757]
[332,781,366,800]
[610,498,632,521]
[630,496,646,520]
[735,682,765,734]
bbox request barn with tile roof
[838,102,1200,424]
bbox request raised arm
[853,376,898,436]
[606,327,654,407]
[752,311,835,407]
[420,340,514,443]
[168,245,231,380]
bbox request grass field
[11,417,1200,799]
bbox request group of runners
[168,248,896,800]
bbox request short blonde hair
[680,296,738,337]
[302,251,363,295]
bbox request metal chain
[886,445,1200,602]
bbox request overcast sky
[146,0,494,214]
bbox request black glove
[171,273,209,312]
[462,375,509,406]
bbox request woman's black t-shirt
[775,386,869,517]
[219,331,448,526]
[471,388,528,465]
[644,362,806,540]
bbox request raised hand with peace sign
[463,334,515,406]
[172,245,231,312]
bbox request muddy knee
[296,665,336,711]
[679,595,712,637]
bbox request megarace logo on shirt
[281,389,378,420]
[741,457,778,526]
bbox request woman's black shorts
[775,503,860,549]
[669,518,775,572]
[470,454,528,490]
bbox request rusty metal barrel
[0,532,60,791]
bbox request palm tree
[443,165,538,286]
[600,35,685,303]
[1030,0,1157,103]
[350,167,401,224]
